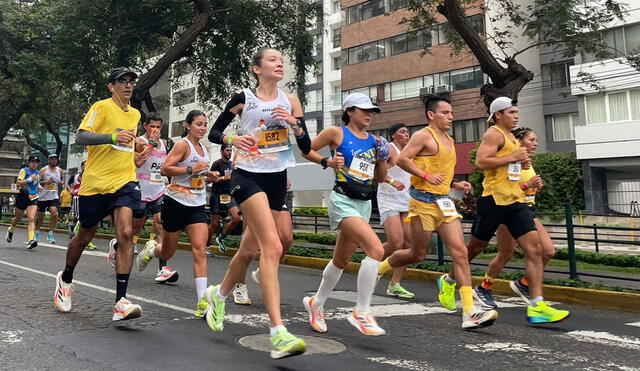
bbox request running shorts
[161,195,208,233]
[471,195,536,241]
[230,168,286,212]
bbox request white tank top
[377,143,410,212]
[165,138,209,207]
[234,88,296,173]
[39,166,62,201]
[136,136,166,202]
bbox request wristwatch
[290,119,301,131]
[186,166,193,175]
[320,157,329,169]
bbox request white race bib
[348,157,375,181]
[150,171,163,184]
[507,162,521,181]
[436,197,458,217]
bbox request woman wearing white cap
[302,92,390,336]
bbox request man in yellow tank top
[378,96,498,329]
[459,96,569,324]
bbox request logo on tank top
[246,102,258,111]
[150,162,163,170]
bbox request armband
[226,135,236,145]
[112,133,117,144]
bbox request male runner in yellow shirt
[53,67,144,321]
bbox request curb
[5,223,639,313]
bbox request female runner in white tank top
[136,110,218,319]
[206,48,315,359]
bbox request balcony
[574,121,640,160]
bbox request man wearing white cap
[36,153,64,244]
[451,96,569,324]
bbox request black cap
[220,143,231,151]
[108,67,138,83]
[28,155,40,163]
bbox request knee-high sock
[314,260,343,308]
[356,257,381,313]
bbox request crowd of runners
[5,48,569,360]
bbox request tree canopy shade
[403,0,635,107]
[0,0,321,150]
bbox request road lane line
[561,330,640,351]
[37,242,109,258]
[0,259,194,316]
[367,357,435,371]
[626,322,640,328]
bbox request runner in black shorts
[6,156,41,249]
[207,143,241,253]
[136,110,218,320]
[205,48,315,358]
[53,67,144,321]
[451,96,568,324]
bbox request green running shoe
[204,284,226,331]
[195,297,208,318]
[270,328,306,359]
[437,274,457,311]
[387,283,415,298]
[527,301,569,324]
[86,241,97,250]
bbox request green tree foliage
[532,152,584,214]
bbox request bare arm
[302,126,344,169]
[476,129,527,170]
[374,157,388,183]
[160,141,189,177]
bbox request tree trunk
[42,118,64,156]
[131,0,212,112]
[23,126,49,157]
[0,100,32,148]
[438,0,534,108]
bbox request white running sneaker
[53,271,73,312]
[303,296,327,332]
[136,240,156,271]
[155,266,179,283]
[112,297,142,321]
[251,268,260,285]
[232,283,252,305]
[462,308,499,329]
[347,310,386,336]
[107,238,117,269]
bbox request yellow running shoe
[195,297,208,318]
[270,328,306,359]
[437,274,457,311]
[527,301,569,324]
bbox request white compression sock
[195,277,207,300]
[314,260,343,308]
[356,257,381,313]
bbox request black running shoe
[27,240,38,250]
[6,229,13,243]
[509,279,531,304]
[473,285,498,309]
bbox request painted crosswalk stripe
[626,322,640,328]
[561,330,640,351]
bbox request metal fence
[292,203,640,284]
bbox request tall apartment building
[569,7,640,215]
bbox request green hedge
[554,248,640,268]
[293,232,336,245]
[293,207,328,216]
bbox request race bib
[46,184,57,190]
[507,162,521,181]
[150,171,163,184]
[436,197,458,217]
[110,128,134,152]
[348,157,375,181]
[190,176,205,194]
[524,189,536,203]
[219,194,232,204]
[257,128,290,153]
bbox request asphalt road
[1,227,639,371]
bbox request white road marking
[1,330,25,344]
[626,322,640,328]
[464,342,543,353]
[562,331,640,351]
[367,357,435,371]
[38,242,109,258]
[0,259,194,316]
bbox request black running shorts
[230,168,287,211]
[134,195,164,219]
[78,182,142,229]
[15,192,37,211]
[161,196,208,233]
[471,195,537,241]
[37,199,60,212]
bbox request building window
[631,89,640,119]
[581,22,640,62]
[172,87,195,107]
[332,0,341,13]
[383,67,484,102]
[316,118,324,134]
[333,56,342,70]
[389,0,407,11]
[170,120,184,137]
[391,34,408,55]
[305,89,323,112]
[585,95,606,124]
[345,86,378,101]
[609,92,629,122]
[585,90,640,125]
[546,113,577,141]
[453,118,485,143]
[541,61,572,88]
[333,114,342,126]
[449,67,484,91]
[332,28,341,48]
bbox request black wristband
[320,157,329,169]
